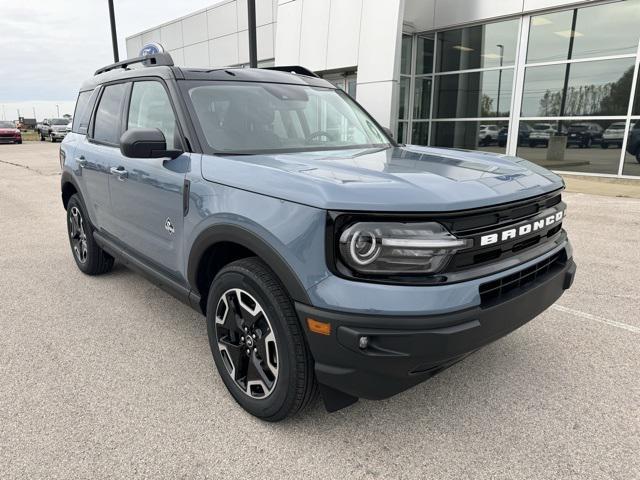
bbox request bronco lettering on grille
[480,210,564,246]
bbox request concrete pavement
[1,142,638,479]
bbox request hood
[0,128,18,133]
[200,145,564,212]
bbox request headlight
[338,222,471,275]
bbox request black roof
[81,53,333,91]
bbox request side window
[93,83,127,145]
[127,81,179,150]
[72,89,96,134]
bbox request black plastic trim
[187,224,310,304]
[93,230,201,313]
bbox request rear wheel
[66,194,114,275]
[206,258,317,421]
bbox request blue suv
[61,53,576,421]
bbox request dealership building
[127,0,640,179]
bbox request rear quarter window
[72,89,97,135]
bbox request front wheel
[206,258,317,421]
[39,131,45,141]
[49,133,56,143]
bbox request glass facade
[398,0,640,178]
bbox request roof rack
[94,52,174,76]
[262,66,319,78]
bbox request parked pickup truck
[60,51,576,421]
[37,118,70,142]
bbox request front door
[108,80,188,281]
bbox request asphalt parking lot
[1,142,639,479]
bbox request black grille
[479,250,566,305]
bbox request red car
[0,121,22,144]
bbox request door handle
[110,166,128,180]
[76,155,87,167]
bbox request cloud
[0,0,217,114]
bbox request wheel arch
[188,224,311,314]
[61,171,81,210]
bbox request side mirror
[120,128,182,159]
[382,127,394,139]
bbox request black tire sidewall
[206,263,300,420]
[66,195,101,274]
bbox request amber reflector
[306,318,331,336]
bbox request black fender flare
[187,224,311,304]
[60,170,83,209]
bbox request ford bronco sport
[60,52,576,421]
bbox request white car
[478,125,499,146]
[601,122,629,149]
[528,123,557,147]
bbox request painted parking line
[552,304,640,334]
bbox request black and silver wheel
[215,288,279,399]
[66,194,114,275]
[39,132,45,141]
[206,258,317,421]
[49,133,56,143]
[69,205,88,265]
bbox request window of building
[527,0,640,63]
[399,0,640,178]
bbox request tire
[49,134,56,143]
[39,131,45,141]
[66,194,114,275]
[636,152,640,164]
[601,142,608,149]
[498,141,506,148]
[529,141,536,148]
[15,140,22,145]
[206,257,317,421]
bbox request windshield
[184,81,390,153]
[533,124,551,130]
[608,123,625,129]
[50,118,68,125]
[0,121,15,128]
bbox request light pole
[56,104,60,117]
[1,104,5,120]
[496,44,504,116]
[108,0,119,62]
[247,0,257,67]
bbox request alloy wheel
[215,288,279,399]
[68,206,88,264]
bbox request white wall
[125,0,278,67]
[274,0,404,129]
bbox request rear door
[78,82,129,230]
[107,79,188,280]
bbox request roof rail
[94,52,174,76]
[262,66,320,78]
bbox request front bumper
[297,253,576,402]
[51,131,67,139]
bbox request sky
[0,0,220,121]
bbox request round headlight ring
[349,230,380,266]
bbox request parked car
[601,122,629,149]
[528,123,562,147]
[478,124,499,146]
[0,120,22,144]
[625,122,640,163]
[498,123,532,148]
[60,52,575,421]
[566,123,603,148]
[37,118,70,142]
